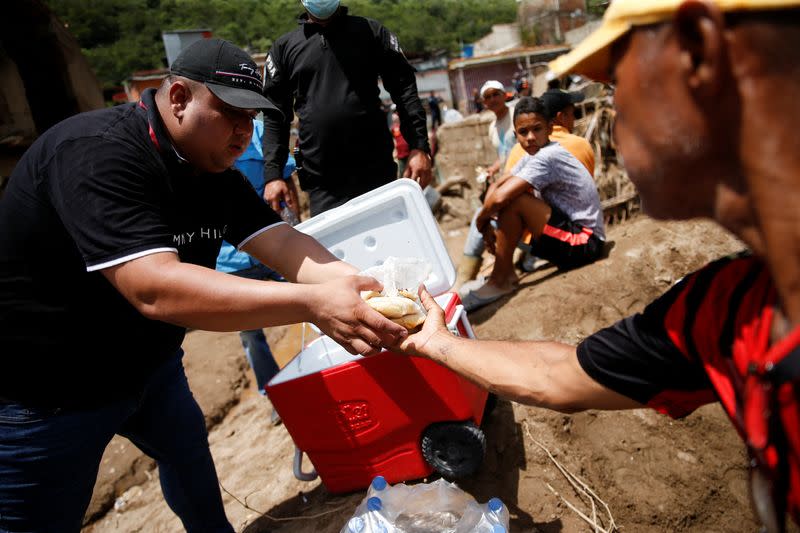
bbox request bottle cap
[367,496,382,512]
[371,476,387,491]
[348,517,365,532]
[488,497,504,512]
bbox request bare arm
[395,288,642,412]
[103,252,325,331]
[476,175,531,231]
[102,225,408,355]
[241,223,356,283]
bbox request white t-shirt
[511,141,605,241]
[489,102,517,165]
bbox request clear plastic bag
[360,256,432,297]
[341,476,509,533]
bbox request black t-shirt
[0,89,282,408]
[577,254,800,523]
[576,253,765,415]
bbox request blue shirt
[216,120,296,273]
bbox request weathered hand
[283,176,300,213]
[308,276,408,356]
[263,180,292,213]
[403,149,433,189]
[390,286,450,358]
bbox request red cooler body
[266,293,486,494]
[265,180,487,493]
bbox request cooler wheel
[421,421,486,479]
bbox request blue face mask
[302,0,340,20]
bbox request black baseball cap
[170,38,281,116]
[541,88,584,120]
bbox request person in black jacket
[262,1,432,216]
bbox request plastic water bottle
[346,516,365,533]
[364,497,394,533]
[367,496,382,511]
[487,497,510,526]
[279,200,300,226]
[342,478,508,533]
[368,476,388,496]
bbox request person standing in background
[390,108,411,179]
[427,91,443,130]
[262,0,432,217]
[455,80,517,287]
[472,87,484,113]
[216,118,298,425]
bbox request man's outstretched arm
[394,288,643,413]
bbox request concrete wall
[434,111,496,188]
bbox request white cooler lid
[294,180,455,296]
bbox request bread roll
[363,293,426,330]
[365,296,420,319]
[390,312,426,330]
[360,290,382,301]
[398,289,418,300]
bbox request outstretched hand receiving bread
[389,286,451,359]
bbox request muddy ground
[83,214,787,533]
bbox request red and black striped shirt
[578,253,800,522]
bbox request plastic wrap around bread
[360,257,431,331]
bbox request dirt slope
[85,216,789,533]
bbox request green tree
[586,0,609,17]
[45,0,517,90]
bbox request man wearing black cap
[261,0,432,217]
[0,38,406,532]
[540,88,595,176]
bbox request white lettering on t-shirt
[171,227,226,247]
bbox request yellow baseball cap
[549,0,800,82]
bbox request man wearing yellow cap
[393,1,800,530]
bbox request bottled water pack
[341,476,509,533]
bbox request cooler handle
[293,446,318,481]
[446,304,476,340]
